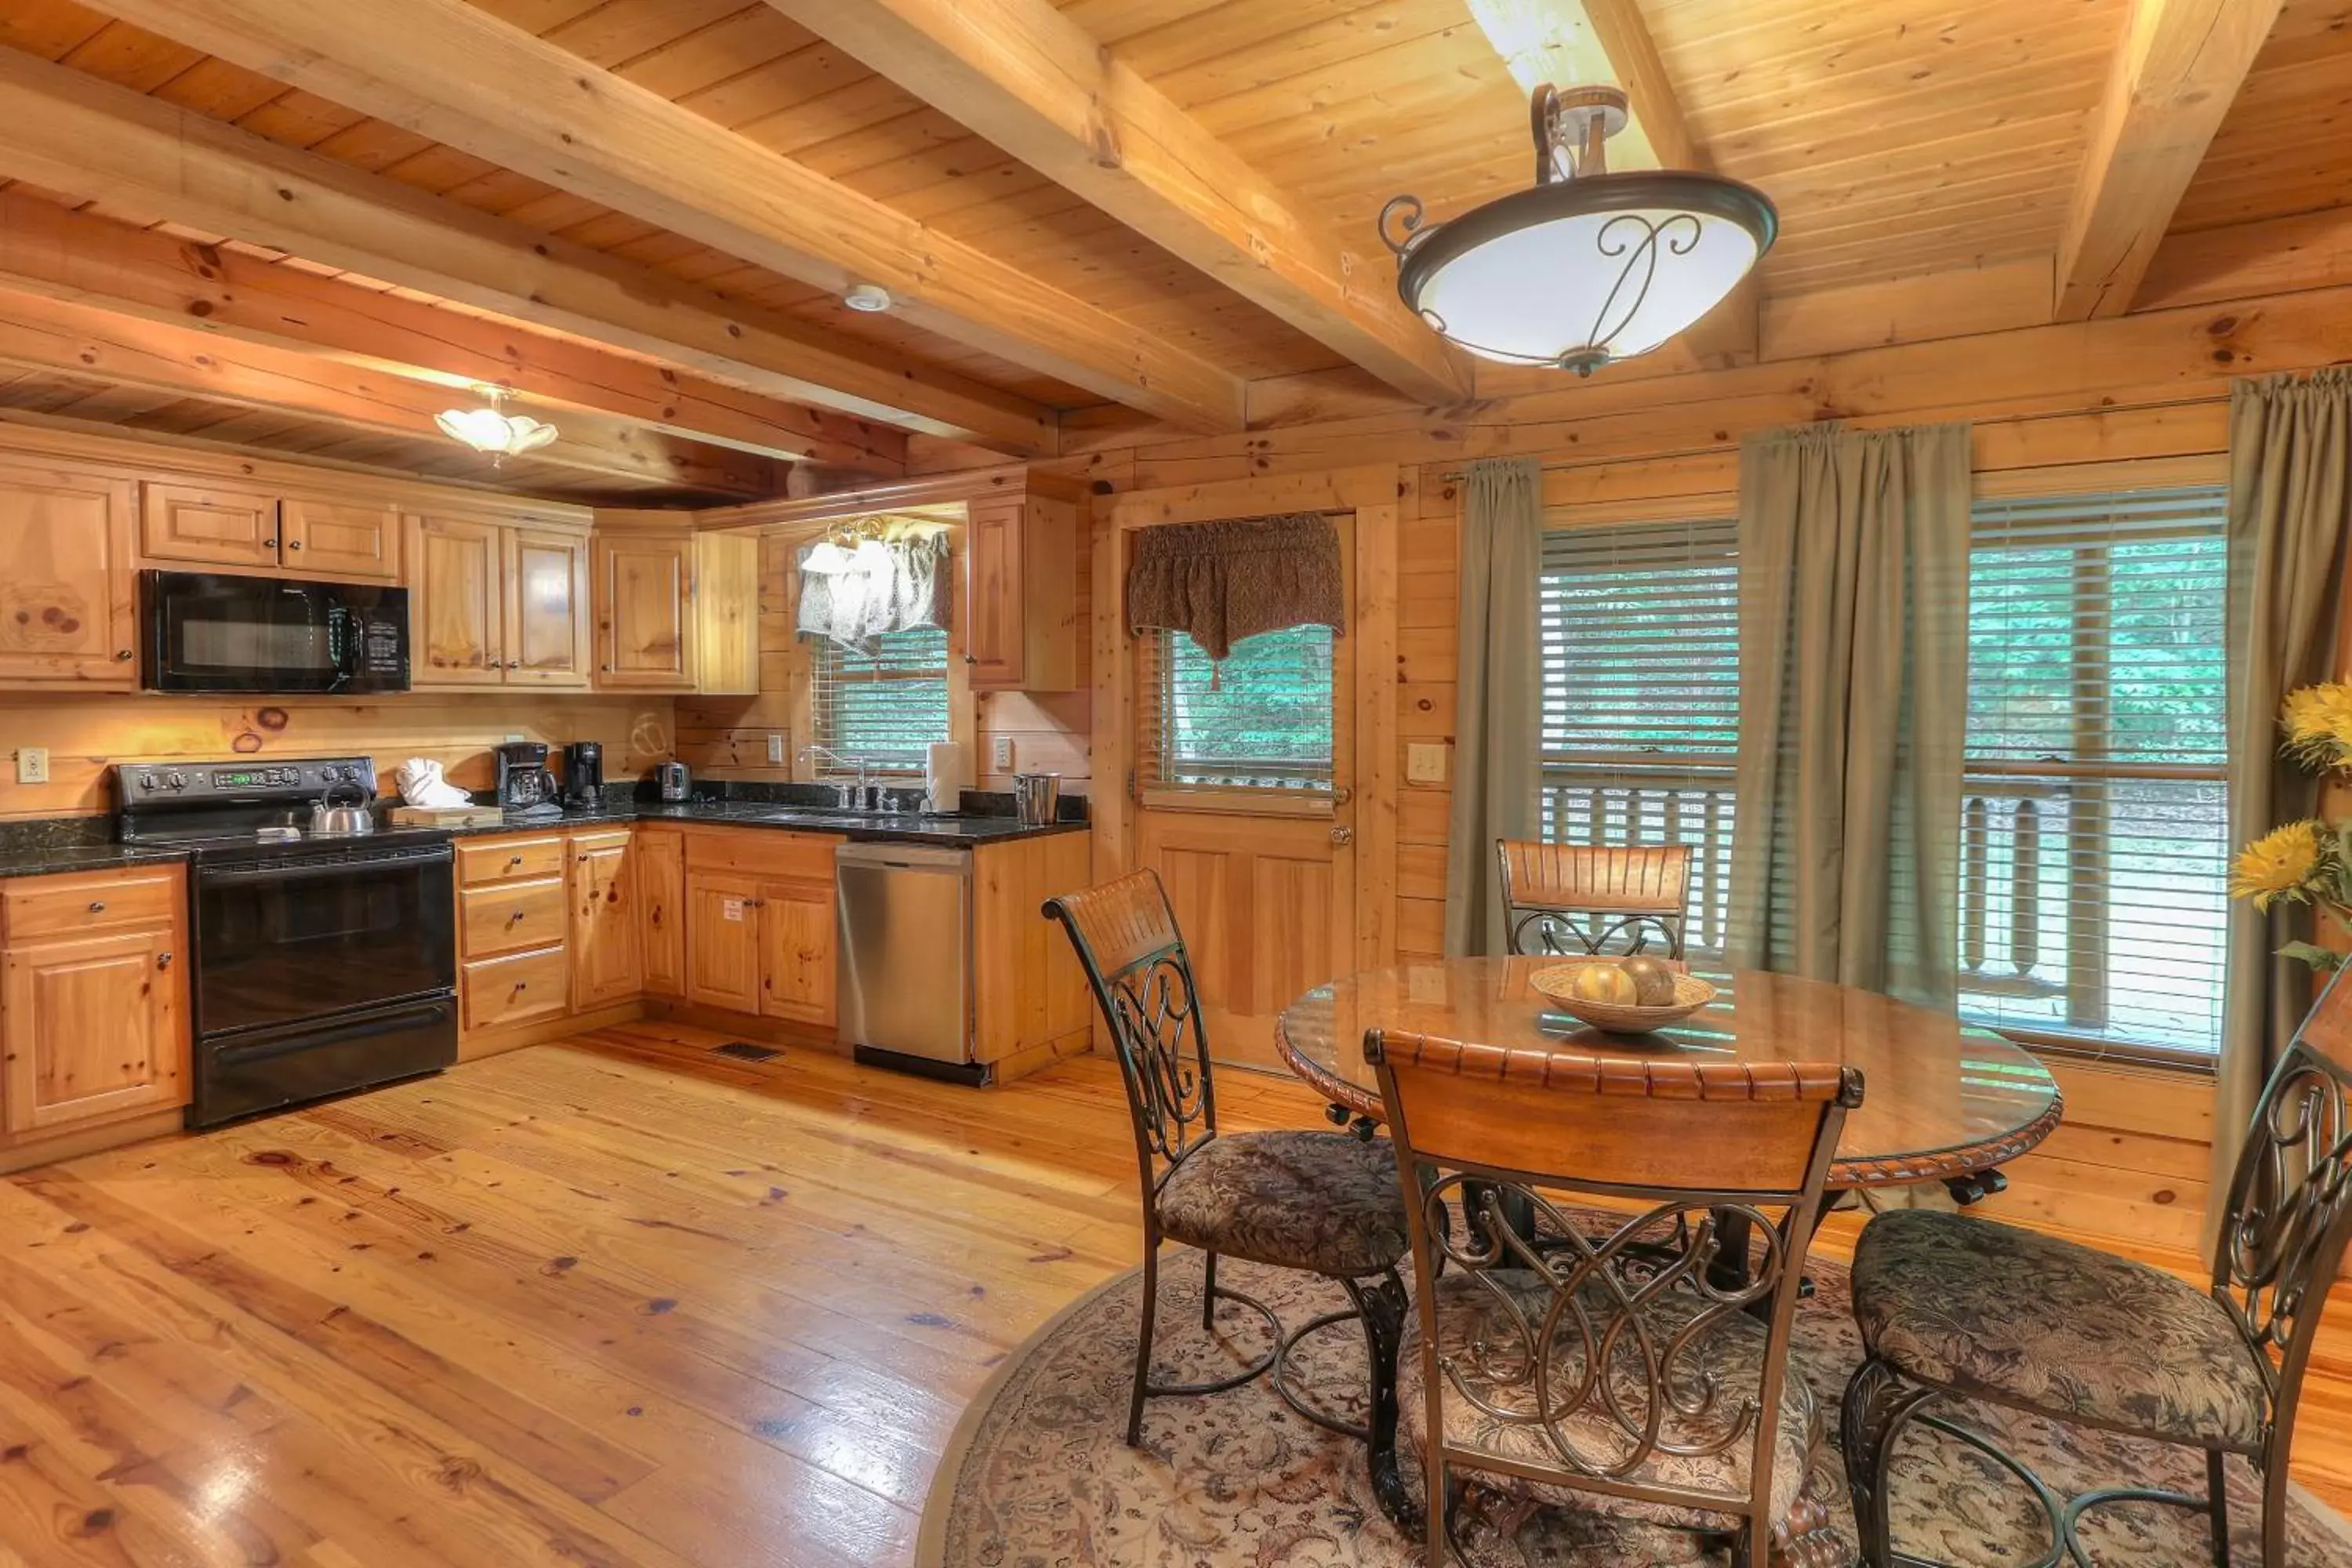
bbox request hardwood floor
[0,1018,2347,1565]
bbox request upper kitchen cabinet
[0,457,139,689]
[140,481,400,583]
[590,516,758,695]
[409,513,592,691]
[964,489,1080,693]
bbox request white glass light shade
[434,406,561,455]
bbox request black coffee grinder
[493,742,561,818]
[563,741,604,808]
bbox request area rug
[920,1247,2352,1566]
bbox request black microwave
[142,571,411,695]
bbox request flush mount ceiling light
[1378,84,1776,376]
[843,283,893,313]
[434,387,558,464]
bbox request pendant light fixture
[1378,84,1775,375]
[434,387,560,464]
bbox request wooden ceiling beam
[0,46,1054,456]
[0,287,782,498]
[763,0,1469,408]
[83,0,1245,433]
[2053,0,2285,321]
[1466,0,1759,368]
[0,194,904,476]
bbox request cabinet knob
[507,855,524,866]
[602,662,612,672]
[514,981,528,993]
[964,655,978,664]
[114,649,132,661]
[87,900,105,913]
[506,659,521,670]
[510,909,526,922]
[287,539,302,550]
[156,952,172,970]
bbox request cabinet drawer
[2,869,180,942]
[461,946,569,1033]
[459,878,568,959]
[683,828,841,883]
[457,835,567,887]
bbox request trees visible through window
[1142,624,1335,792]
[808,626,949,772]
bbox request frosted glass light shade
[434,405,561,455]
[1388,171,1774,374]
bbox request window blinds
[807,626,949,773]
[1137,624,1335,793]
[1538,518,1740,952]
[1962,485,2230,1055]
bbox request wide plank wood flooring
[0,1018,2347,1565]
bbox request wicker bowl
[1530,960,1719,1035]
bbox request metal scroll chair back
[1043,869,1217,1189]
[1498,839,1690,958]
[1368,1029,1859,1566]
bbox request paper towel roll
[925,742,967,815]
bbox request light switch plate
[766,732,785,764]
[16,747,47,785]
[992,736,1014,771]
[1406,742,1448,785]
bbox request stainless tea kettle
[309,779,376,837]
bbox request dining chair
[1043,869,1412,1456]
[1497,839,1691,958]
[1842,964,2352,1568]
[1366,1027,1861,1568]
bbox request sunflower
[2281,681,2352,771]
[2231,820,2330,910]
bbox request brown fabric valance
[1124,513,1345,661]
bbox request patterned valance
[1124,514,1345,661]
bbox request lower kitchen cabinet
[680,828,844,1033]
[685,870,763,1013]
[638,827,684,996]
[569,829,642,1011]
[757,879,834,1026]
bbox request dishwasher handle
[835,842,972,875]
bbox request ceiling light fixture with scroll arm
[1378,83,1776,376]
[434,385,560,466]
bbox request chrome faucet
[800,746,879,811]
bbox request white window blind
[808,627,949,773]
[1138,625,1334,793]
[1964,485,2230,1057]
[1538,518,1740,952]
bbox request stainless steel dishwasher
[835,841,979,1082]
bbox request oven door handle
[200,848,452,885]
[209,999,456,1068]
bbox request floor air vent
[713,1041,782,1062]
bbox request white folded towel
[396,757,474,808]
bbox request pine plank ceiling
[0,0,2341,495]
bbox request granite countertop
[441,799,1087,848]
[0,842,193,881]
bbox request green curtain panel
[2210,370,2352,1239]
[1728,422,1972,1007]
[1444,456,1541,956]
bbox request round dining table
[1276,956,2065,1189]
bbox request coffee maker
[493,742,561,816]
[562,741,604,808]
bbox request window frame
[805,623,953,777]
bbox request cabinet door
[0,460,139,688]
[408,515,506,687]
[138,481,281,571]
[281,496,400,581]
[570,833,642,1011]
[759,878,836,1029]
[507,528,592,688]
[638,829,685,997]
[2,929,183,1134]
[685,870,762,1012]
[962,497,1023,689]
[594,533,695,689]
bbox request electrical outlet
[1406,742,1448,785]
[15,747,47,786]
[766,732,785,765]
[992,736,1014,771]
[503,732,526,744]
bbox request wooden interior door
[0,459,140,687]
[281,496,400,581]
[1102,466,1400,1075]
[507,528,592,688]
[408,514,506,686]
[2,930,183,1133]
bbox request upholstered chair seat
[1154,1129,1410,1279]
[1851,1210,2270,1451]
[1396,1269,1822,1532]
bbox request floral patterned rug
[920,1247,2352,1567]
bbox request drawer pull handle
[87,900,105,913]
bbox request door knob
[1331,786,1352,806]
[1330,826,1353,846]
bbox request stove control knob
[165,772,186,790]
[138,773,157,790]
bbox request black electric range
[115,757,459,1128]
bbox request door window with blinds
[1962,485,2229,1057]
[808,626,950,773]
[1539,519,1740,953]
[1138,624,1335,793]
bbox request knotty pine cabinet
[590,523,759,695]
[570,829,644,1011]
[638,827,685,997]
[963,492,1080,692]
[680,829,841,1029]
[0,866,189,1155]
[408,515,592,690]
[140,481,400,582]
[0,457,140,688]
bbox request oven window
[196,855,455,1035]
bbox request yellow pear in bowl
[1566,963,1639,1005]
[1618,955,1679,1007]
